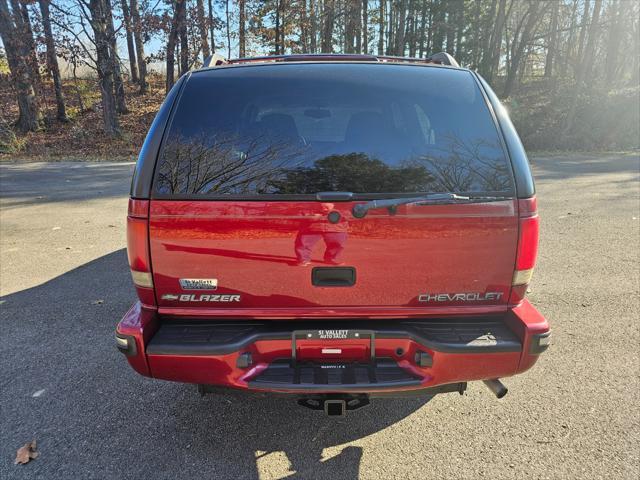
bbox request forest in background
[0,0,639,158]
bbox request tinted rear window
[154,64,513,198]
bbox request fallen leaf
[14,440,38,465]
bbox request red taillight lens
[510,197,539,304]
[127,199,155,306]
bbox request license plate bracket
[291,329,376,365]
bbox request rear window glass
[154,64,513,198]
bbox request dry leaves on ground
[14,440,38,465]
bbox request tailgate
[149,199,517,314]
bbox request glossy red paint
[148,199,519,317]
[116,302,158,376]
[504,299,550,372]
[117,299,549,393]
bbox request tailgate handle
[312,267,356,287]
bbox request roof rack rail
[199,52,459,68]
[377,52,459,67]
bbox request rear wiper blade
[351,193,508,218]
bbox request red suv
[117,54,550,415]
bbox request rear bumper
[116,300,550,395]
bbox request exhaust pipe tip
[483,379,508,399]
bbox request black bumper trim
[248,358,422,391]
[146,318,522,356]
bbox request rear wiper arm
[351,193,507,218]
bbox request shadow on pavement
[0,250,430,479]
[0,162,133,209]
[531,153,639,182]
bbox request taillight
[127,199,155,306]
[510,197,539,304]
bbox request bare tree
[225,0,231,55]
[208,0,215,52]
[130,0,147,92]
[545,0,560,78]
[38,0,68,121]
[238,0,245,56]
[196,0,211,60]
[178,0,188,72]
[321,0,334,52]
[604,0,622,84]
[119,0,138,83]
[503,1,541,97]
[0,0,42,131]
[87,0,120,135]
[166,0,180,92]
[13,0,41,94]
[104,0,128,113]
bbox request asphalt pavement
[0,154,638,479]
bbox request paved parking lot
[1,153,638,479]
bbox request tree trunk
[454,0,463,60]
[238,0,245,56]
[407,0,416,57]
[38,0,67,121]
[472,0,481,68]
[344,0,357,53]
[418,0,427,57]
[444,0,455,54]
[105,0,128,113]
[196,0,211,61]
[88,0,120,136]
[565,0,603,134]
[431,0,445,53]
[604,0,622,84]
[120,0,138,83]
[225,0,231,56]
[395,0,407,55]
[575,0,590,75]
[544,0,560,78]
[130,0,147,93]
[560,0,579,78]
[274,0,280,54]
[300,0,308,52]
[487,0,507,81]
[386,0,394,55]
[279,0,286,54]
[478,0,496,76]
[362,0,368,54]
[0,0,42,131]
[166,2,179,93]
[14,0,41,94]
[208,0,215,53]
[377,0,384,55]
[503,2,540,97]
[178,0,188,73]
[309,0,317,53]
[580,0,602,84]
[630,13,639,86]
[321,0,334,53]
[355,0,362,53]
